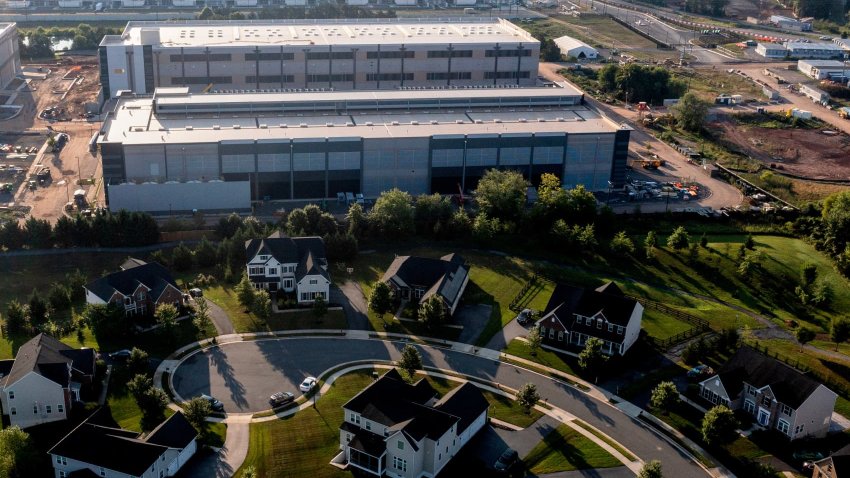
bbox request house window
[259,255,270,260]
[617,326,624,335]
[346,433,351,443]
[747,385,756,396]
[33,405,38,414]
[557,331,564,341]
[393,456,407,472]
[795,424,804,434]
[761,395,772,407]
[549,328,555,339]
[350,413,360,425]
[585,317,592,326]
[780,404,792,416]
[744,399,755,414]
[9,407,15,415]
[397,440,405,450]
[284,279,294,289]
[124,296,132,305]
[57,456,67,465]
[539,326,546,337]
[777,419,790,435]
[100,468,106,477]
[310,279,318,285]
[8,391,13,399]
[365,421,371,431]
[46,405,52,413]
[268,268,277,275]
[57,404,64,413]
[59,472,67,478]
[596,319,603,329]
[160,471,164,478]
[249,266,265,275]
[608,324,614,332]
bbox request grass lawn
[503,339,580,377]
[522,424,621,474]
[641,307,694,340]
[201,421,227,448]
[572,420,636,461]
[749,338,850,403]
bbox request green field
[522,424,621,474]
[640,307,694,340]
[518,15,656,52]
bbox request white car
[299,377,317,393]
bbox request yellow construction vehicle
[202,83,214,93]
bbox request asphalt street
[172,338,710,477]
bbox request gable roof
[120,257,148,270]
[145,412,198,449]
[48,422,168,476]
[382,254,468,307]
[715,346,825,408]
[814,444,850,477]
[434,382,490,433]
[344,370,438,425]
[85,262,178,303]
[4,334,95,388]
[245,234,328,281]
[539,282,640,343]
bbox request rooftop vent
[213,125,220,130]
[259,124,268,129]
[233,125,241,129]
[186,126,193,131]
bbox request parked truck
[799,84,830,105]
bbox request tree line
[0,210,159,251]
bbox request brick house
[84,259,183,316]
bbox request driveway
[485,315,529,351]
[180,420,249,478]
[334,281,370,330]
[206,299,234,336]
[455,304,493,344]
[172,337,710,477]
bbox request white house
[0,334,96,429]
[49,411,198,478]
[554,35,598,60]
[534,282,643,356]
[245,232,330,304]
[699,346,837,440]
[335,369,489,478]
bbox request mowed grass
[503,339,580,377]
[522,424,621,474]
[640,307,694,340]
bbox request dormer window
[607,324,614,332]
[259,255,270,261]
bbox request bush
[609,231,635,256]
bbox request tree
[171,243,194,272]
[235,273,257,311]
[192,297,213,335]
[414,193,453,237]
[194,237,218,268]
[27,290,48,326]
[650,381,680,412]
[701,405,738,446]
[127,347,150,377]
[821,190,850,257]
[4,300,27,336]
[418,295,447,330]
[531,173,568,228]
[516,383,540,414]
[347,202,367,239]
[369,189,415,237]
[830,318,850,350]
[527,324,542,356]
[48,283,71,311]
[324,232,358,262]
[474,169,529,222]
[645,231,658,260]
[312,295,328,322]
[795,327,816,351]
[397,345,422,380]
[154,303,179,334]
[472,213,502,243]
[688,242,700,264]
[700,233,708,248]
[667,226,690,250]
[183,397,212,431]
[744,234,755,250]
[368,281,393,322]
[674,92,708,132]
[578,337,608,380]
[82,303,131,343]
[0,426,38,478]
[23,216,53,249]
[609,231,635,256]
[139,387,169,432]
[637,460,663,478]
[127,373,154,401]
[252,289,271,323]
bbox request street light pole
[76,156,81,185]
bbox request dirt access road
[539,62,744,212]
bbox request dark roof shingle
[145,412,198,449]
[435,382,490,433]
[5,334,94,388]
[539,282,639,344]
[382,255,468,309]
[48,423,167,476]
[85,262,178,303]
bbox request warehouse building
[783,41,845,60]
[0,24,21,90]
[798,59,848,81]
[98,18,540,100]
[98,85,630,213]
[769,15,812,32]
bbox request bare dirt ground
[0,56,103,223]
[716,120,850,180]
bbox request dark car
[515,309,534,325]
[108,349,132,360]
[494,448,518,472]
[201,394,225,412]
[269,392,295,407]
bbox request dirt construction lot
[716,120,850,180]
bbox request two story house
[699,346,837,439]
[335,368,489,478]
[0,334,96,429]
[381,254,470,316]
[49,410,197,478]
[535,282,643,356]
[812,444,850,478]
[245,232,330,304]
[84,259,183,316]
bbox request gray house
[699,346,837,439]
[381,254,470,316]
[334,368,489,478]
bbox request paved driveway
[172,338,709,477]
[334,281,370,330]
[455,304,492,344]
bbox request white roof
[553,35,596,53]
[106,17,537,48]
[784,41,843,51]
[798,59,846,67]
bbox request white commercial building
[98,18,540,100]
[554,35,598,60]
[784,41,845,60]
[769,15,812,32]
[798,59,848,81]
[97,85,631,213]
[755,43,788,59]
[0,24,21,90]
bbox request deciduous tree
[474,169,528,222]
[368,281,393,322]
[369,189,415,237]
[236,273,256,311]
[398,345,422,382]
[701,405,738,446]
[637,460,663,478]
[674,92,708,132]
[183,397,212,431]
[527,324,542,356]
[252,289,271,323]
[667,226,689,250]
[516,383,540,414]
[650,381,680,412]
[418,295,446,330]
[155,303,179,334]
[578,337,608,381]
